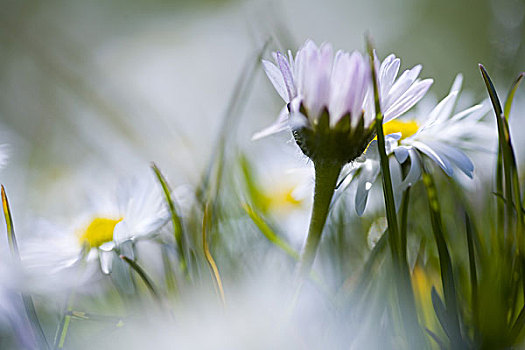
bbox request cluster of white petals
[256,40,433,140]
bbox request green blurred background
[0,0,523,215]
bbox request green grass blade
[431,287,452,342]
[465,213,479,343]
[422,169,464,348]
[2,186,50,350]
[367,36,422,347]
[151,163,188,276]
[120,255,161,302]
[242,203,299,260]
[480,65,523,252]
[504,72,525,121]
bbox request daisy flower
[256,40,432,166]
[21,175,170,280]
[350,74,492,215]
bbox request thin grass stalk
[2,185,49,350]
[366,37,423,347]
[152,163,189,278]
[202,204,225,305]
[120,255,161,302]
[465,213,479,344]
[422,168,464,348]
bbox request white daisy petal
[393,146,409,164]
[426,141,474,178]
[389,156,403,211]
[401,149,422,189]
[384,79,433,122]
[99,250,113,275]
[276,51,296,101]
[412,141,454,176]
[262,60,288,102]
[252,106,290,140]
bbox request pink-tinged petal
[276,51,296,101]
[252,105,290,140]
[383,78,433,122]
[262,60,288,102]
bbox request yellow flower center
[79,217,123,248]
[260,186,302,213]
[382,119,419,140]
[365,119,419,154]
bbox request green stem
[120,256,161,302]
[367,38,422,347]
[297,161,342,280]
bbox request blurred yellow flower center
[79,217,122,248]
[261,186,302,213]
[382,119,419,140]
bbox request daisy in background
[347,74,492,216]
[21,173,170,286]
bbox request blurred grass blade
[426,328,447,350]
[504,72,525,120]
[151,163,188,276]
[202,204,225,305]
[510,303,525,342]
[54,293,75,349]
[2,185,49,349]
[2,185,19,254]
[422,170,464,347]
[431,287,452,342]
[161,244,179,296]
[197,40,270,203]
[465,213,479,341]
[242,203,299,260]
[120,255,161,302]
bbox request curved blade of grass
[480,65,523,250]
[510,302,525,342]
[2,185,49,350]
[120,255,160,302]
[242,203,299,260]
[504,72,525,121]
[431,287,452,343]
[426,328,447,350]
[422,169,464,347]
[151,163,188,276]
[202,204,225,305]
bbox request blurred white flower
[0,144,9,170]
[21,174,169,279]
[348,74,492,215]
